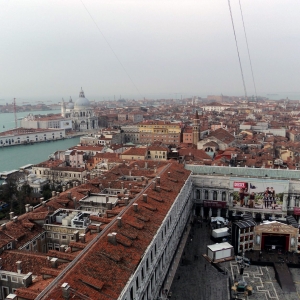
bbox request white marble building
[61,88,98,131]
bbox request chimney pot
[39,197,44,203]
[1,223,6,230]
[29,206,33,212]
[52,191,56,197]
[133,203,138,212]
[156,186,161,192]
[12,216,18,223]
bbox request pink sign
[294,207,300,216]
[233,181,248,189]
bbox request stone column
[290,196,295,209]
[282,194,288,211]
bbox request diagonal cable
[80,0,142,97]
[227,0,248,100]
[239,0,257,100]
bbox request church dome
[74,88,90,109]
[66,96,74,109]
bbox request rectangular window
[1,274,8,281]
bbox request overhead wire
[80,0,142,98]
[227,0,248,100]
[239,0,257,100]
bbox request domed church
[61,88,98,131]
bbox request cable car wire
[227,0,248,100]
[239,0,257,100]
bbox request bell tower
[192,110,200,146]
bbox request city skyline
[1,1,300,100]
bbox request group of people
[239,186,276,209]
[263,187,276,209]
[239,188,255,208]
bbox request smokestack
[143,194,147,203]
[133,203,138,212]
[117,217,122,227]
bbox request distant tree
[18,183,33,214]
[42,183,52,200]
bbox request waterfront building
[0,128,65,147]
[20,113,72,130]
[61,88,99,131]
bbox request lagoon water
[0,110,80,172]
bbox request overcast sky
[0,0,300,102]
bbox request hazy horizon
[1,1,300,101]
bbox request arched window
[204,190,208,200]
[213,191,217,200]
[222,191,226,201]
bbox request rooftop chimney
[108,232,117,245]
[168,172,170,177]
[56,192,60,197]
[29,206,33,212]
[143,194,147,203]
[61,282,70,300]
[121,181,124,189]
[133,203,138,212]
[156,176,160,184]
[39,197,44,203]
[50,258,58,268]
[145,161,148,169]
[25,204,30,213]
[52,191,56,197]
[152,180,156,191]
[16,261,22,274]
[96,224,101,233]
[156,186,161,192]
[12,216,18,223]
[62,186,66,192]
[117,217,122,228]
[79,234,85,243]
[9,212,14,220]
[1,223,6,230]
[106,196,109,204]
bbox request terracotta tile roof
[0,250,52,275]
[43,162,191,299]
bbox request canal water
[0,110,80,172]
[0,137,80,172]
